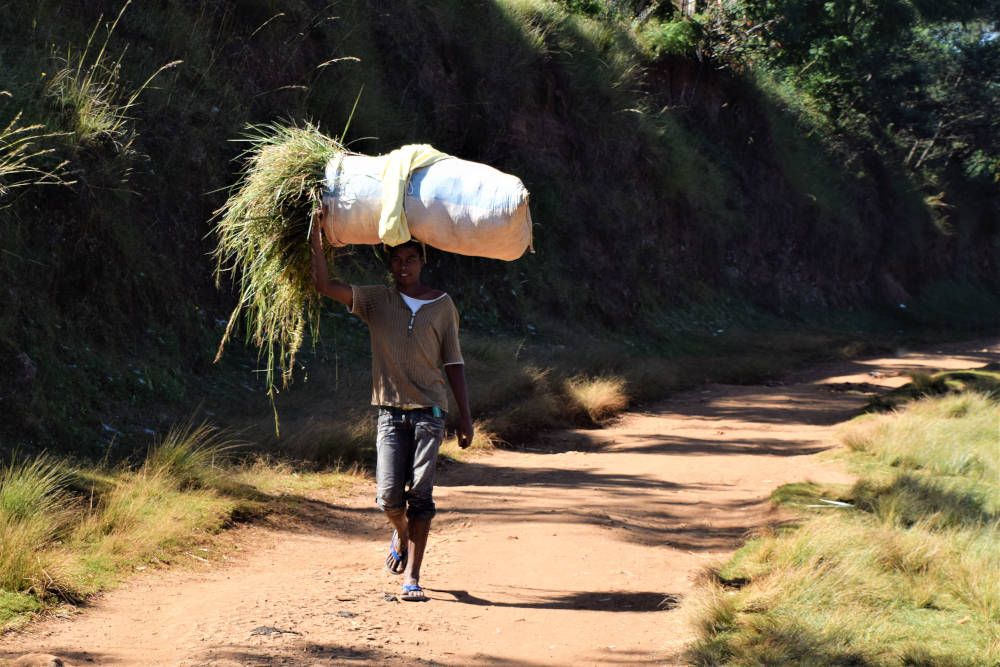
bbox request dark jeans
[375,407,445,521]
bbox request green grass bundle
[213,123,347,401]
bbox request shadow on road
[429,588,680,612]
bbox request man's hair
[385,239,426,262]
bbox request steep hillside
[1,0,996,455]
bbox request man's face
[389,246,423,287]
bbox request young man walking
[310,207,473,601]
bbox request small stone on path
[249,625,301,637]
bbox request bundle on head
[212,122,346,399]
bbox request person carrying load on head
[309,203,473,603]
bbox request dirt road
[4,341,997,666]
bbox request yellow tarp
[378,144,450,246]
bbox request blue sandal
[401,583,427,602]
[384,529,407,575]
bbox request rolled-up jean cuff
[375,407,444,521]
[379,502,406,518]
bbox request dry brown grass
[564,375,629,423]
[439,420,501,461]
[231,456,364,497]
[0,111,68,198]
[275,410,377,464]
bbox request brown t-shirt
[350,285,464,409]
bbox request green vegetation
[0,0,997,635]
[867,368,1000,411]
[212,123,346,399]
[0,1,996,458]
[686,385,1000,666]
[638,17,704,58]
[43,2,179,155]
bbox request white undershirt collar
[400,292,446,314]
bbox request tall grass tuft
[0,109,68,199]
[143,420,241,491]
[565,375,629,422]
[212,122,347,405]
[0,456,72,595]
[44,1,180,154]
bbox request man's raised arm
[310,206,354,307]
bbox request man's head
[387,240,425,288]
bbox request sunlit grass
[230,456,363,497]
[439,421,501,462]
[867,369,1000,413]
[0,423,356,630]
[143,420,241,490]
[565,375,629,422]
[686,391,1000,666]
[44,1,180,153]
[0,109,68,199]
[64,469,236,599]
[0,455,73,596]
[843,391,999,484]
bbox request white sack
[322,155,532,261]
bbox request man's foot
[400,583,428,602]
[385,529,407,575]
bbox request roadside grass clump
[867,369,1000,413]
[685,390,1000,666]
[851,473,995,530]
[0,590,42,629]
[769,481,851,508]
[65,466,237,598]
[142,420,242,491]
[213,122,347,402]
[0,455,73,596]
[564,375,629,423]
[846,390,999,481]
[477,365,568,440]
[230,456,362,498]
[0,422,310,630]
[276,410,377,464]
[439,421,501,462]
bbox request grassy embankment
[3,1,996,458]
[0,420,361,632]
[686,372,1000,666]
